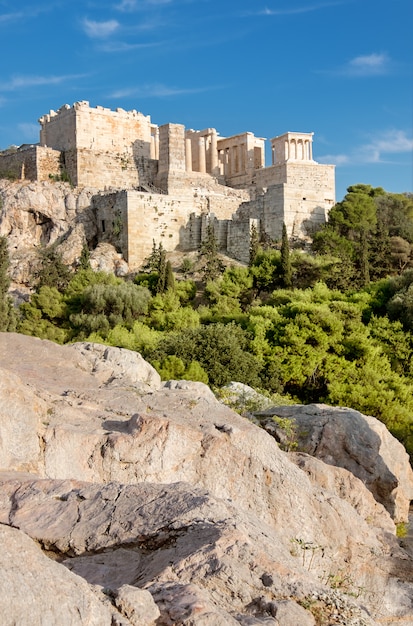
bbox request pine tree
[358,229,370,286]
[0,236,16,331]
[280,223,292,288]
[36,245,71,292]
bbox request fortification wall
[93,183,246,268]
[0,146,61,182]
[75,149,141,189]
[40,101,153,157]
[39,105,76,151]
[284,162,335,200]
[227,218,260,264]
[255,163,287,190]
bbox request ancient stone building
[0,101,335,268]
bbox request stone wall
[40,101,153,156]
[0,146,61,182]
[75,149,141,189]
[227,218,260,264]
[93,182,246,269]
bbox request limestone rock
[90,242,130,275]
[289,452,395,532]
[0,179,97,287]
[115,585,160,626]
[0,524,115,626]
[0,478,378,625]
[0,369,44,472]
[257,404,413,522]
[69,342,161,392]
[0,333,412,623]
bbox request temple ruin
[0,101,335,267]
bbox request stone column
[185,137,192,172]
[210,131,218,174]
[154,128,159,160]
[199,137,206,173]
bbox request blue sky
[0,0,411,201]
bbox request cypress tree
[165,260,175,292]
[200,223,225,281]
[156,243,167,293]
[249,223,260,266]
[79,243,91,270]
[280,223,292,288]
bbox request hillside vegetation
[3,183,413,456]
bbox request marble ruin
[0,101,335,267]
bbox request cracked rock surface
[0,333,412,625]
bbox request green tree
[0,236,16,331]
[249,223,260,266]
[35,245,71,292]
[148,322,261,387]
[78,243,91,271]
[312,185,379,288]
[199,224,225,282]
[165,260,175,292]
[69,282,151,339]
[280,223,292,288]
[156,243,167,294]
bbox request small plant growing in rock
[271,416,298,452]
[396,521,409,538]
[290,538,324,571]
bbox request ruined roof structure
[0,101,335,268]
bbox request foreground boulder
[0,333,412,624]
[0,524,116,625]
[257,403,413,523]
[0,477,385,625]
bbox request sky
[0,0,412,201]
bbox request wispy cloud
[0,74,87,92]
[108,82,219,99]
[17,123,39,140]
[82,18,120,38]
[0,11,25,23]
[246,1,347,17]
[115,0,137,10]
[115,0,173,11]
[341,53,391,77]
[318,130,413,166]
[318,153,349,166]
[99,40,160,52]
[359,130,413,163]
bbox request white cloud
[343,53,390,77]
[115,0,137,10]
[0,73,88,92]
[100,40,160,52]
[318,130,413,166]
[318,154,349,165]
[0,11,25,23]
[248,1,347,17]
[82,18,120,38]
[108,83,216,99]
[115,0,172,11]
[359,130,413,163]
[17,123,39,140]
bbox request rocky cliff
[0,180,127,297]
[0,332,412,625]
